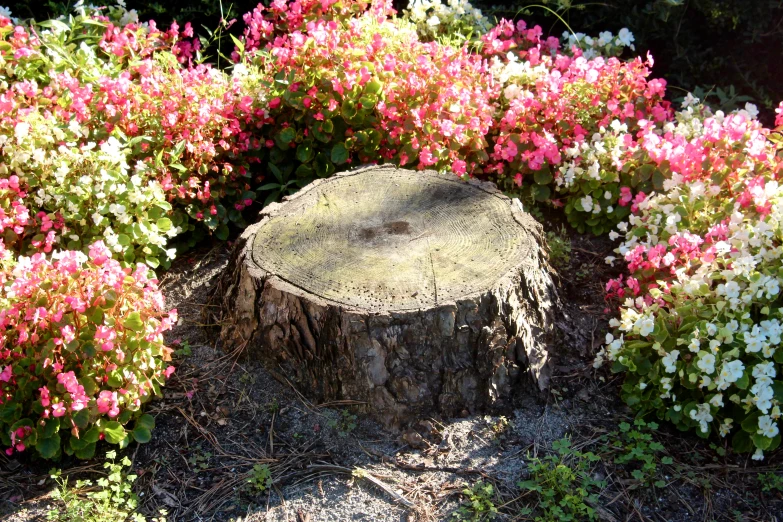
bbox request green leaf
[75,442,96,459]
[331,142,349,165]
[215,224,229,241]
[751,433,774,451]
[742,411,762,433]
[72,409,90,429]
[132,427,152,444]
[732,430,752,453]
[296,143,314,163]
[122,312,144,333]
[229,34,244,54]
[102,421,126,444]
[735,371,750,390]
[83,427,100,444]
[156,218,172,232]
[533,167,553,185]
[40,418,60,439]
[136,414,156,431]
[169,163,187,172]
[532,184,551,202]
[37,435,60,459]
[652,170,665,191]
[364,79,383,95]
[341,100,357,119]
[276,127,296,147]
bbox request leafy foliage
[518,438,605,521]
[47,450,165,522]
[452,481,498,521]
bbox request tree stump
[211,165,559,427]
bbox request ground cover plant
[1,0,783,519]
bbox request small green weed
[452,481,498,521]
[487,416,510,442]
[187,446,213,473]
[328,410,358,438]
[246,464,273,493]
[47,450,159,522]
[545,226,572,269]
[759,472,783,493]
[603,419,672,488]
[173,340,191,358]
[266,398,280,414]
[518,438,605,521]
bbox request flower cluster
[596,100,783,459]
[479,20,670,234]
[0,5,264,267]
[0,239,175,459]
[235,0,497,187]
[561,28,636,59]
[402,0,492,42]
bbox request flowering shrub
[479,20,671,234]
[236,0,497,193]
[0,6,262,267]
[596,100,783,459]
[0,240,175,459]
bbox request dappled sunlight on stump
[211,165,559,427]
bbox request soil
[1,213,782,522]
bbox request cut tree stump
[211,164,559,427]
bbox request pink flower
[88,241,112,266]
[51,402,66,417]
[0,365,11,382]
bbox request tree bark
[209,165,559,428]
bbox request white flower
[696,353,716,374]
[758,415,779,438]
[719,419,733,437]
[752,362,776,379]
[709,394,723,408]
[426,15,440,26]
[752,448,765,461]
[119,8,139,26]
[636,315,655,337]
[744,103,759,120]
[580,195,594,212]
[681,93,699,108]
[616,28,635,47]
[662,350,679,373]
[14,122,30,141]
[0,6,11,19]
[751,383,774,413]
[689,403,713,433]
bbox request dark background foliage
[11,0,783,124]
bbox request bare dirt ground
[2,217,783,521]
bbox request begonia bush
[235,0,497,196]
[596,100,783,459]
[0,240,175,459]
[479,20,671,235]
[0,6,264,267]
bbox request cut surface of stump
[212,165,558,427]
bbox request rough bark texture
[210,165,559,428]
